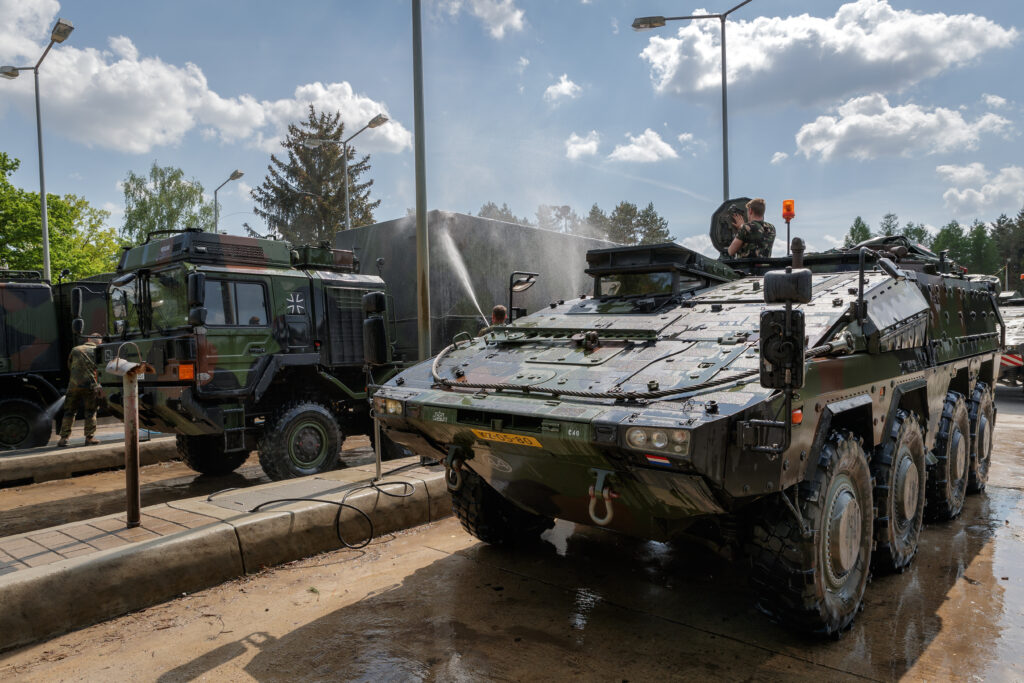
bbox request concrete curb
[0,437,179,486]
[0,458,451,652]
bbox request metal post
[1007,259,1011,291]
[343,141,350,231]
[33,66,52,282]
[123,368,142,528]
[412,0,431,360]
[719,16,729,202]
[373,416,382,483]
[213,186,220,231]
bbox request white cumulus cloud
[516,56,529,73]
[983,93,1008,109]
[795,94,1010,161]
[0,15,412,156]
[565,131,600,159]
[770,152,789,164]
[639,0,1018,106]
[938,164,1024,215]
[608,129,678,162]
[676,132,704,157]
[441,0,524,39]
[543,74,582,103]
[678,234,717,257]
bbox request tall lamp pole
[633,0,754,202]
[304,113,389,231]
[1,18,75,282]
[213,169,244,231]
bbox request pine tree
[478,201,529,225]
[965,219,998,274]
[251,105,380,245]
[879,212,899,236]
[535,205,559,231]
[931,220,968,265]
[900,221,931,248]
[607,201,639,245]
[843,216,872,247]
[636,202,673,244]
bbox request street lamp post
[1,18,75,282]
[213,169,244,231]
[633,1,754,202]
[304,113,389,231]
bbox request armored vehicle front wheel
[451,466,554,545]
[967,383,994,494]
[925,392,970,521]
[175,435,249,476]
[258,402,342,480]
[0,398,52,450]
[871,410,926,574]
[748,430,873,636]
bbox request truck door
[199,277,274,392]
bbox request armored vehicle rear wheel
[0,398,51,450]
[967,383,994,494]
[870,410,925,574]
[926,392,970,521]
[748,430,873,636]
[451,466,554,545]
[258,402,341,480]
[175,434,248,476]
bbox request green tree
[251,105,381,245]
[878,212,899,236]
[478,201,529,225]
[991,212,1024,285]
[901,221,932,248]
[636,202,673,244]
[121,162,215,244]
[534,205,559,231]
[586,203,610,240]
[843,216,872,247]
[0,153,119,277]
[964,219,999,275]
[607,201,640,245]
[931,220,969,265]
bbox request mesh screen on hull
[325,287,365,365]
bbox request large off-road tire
[925,392,970,521]
[451,466,554,545]
[748,430,873,636]
[258,402,342,480]
[175,434,248,476]
[0,397,52,450]
[967,383,995,494]
[870,410,926,574]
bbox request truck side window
[205,280,233,325]
[235,283,267,326]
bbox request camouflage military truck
[94,230,398,480]
[372,240,1000,635]
[0,270,110,449]
[997,280,1024,388]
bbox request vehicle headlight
[626,427,647,447]
[650,430,668,449]
[385,399,404,415]
[670,430,690,454]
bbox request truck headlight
[650,430,668,449]
[385,399,404,415]
[625,426,690,456]
[626,427,647,447]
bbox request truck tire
[0,397,52,450]
[870,410,925,574]
[967,383,994,494]
[175,434,248,476]
[258,402,342,480]
[748,430,873,636]
[451,466,554,545]
[925,392,970,521]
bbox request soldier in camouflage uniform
[57,333,103,447]
[727,197,776,258]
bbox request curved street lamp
[304,113,389,231]
[633,1,754,202]
[1,18,75,281]
[213,169,244,231]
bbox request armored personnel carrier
[372,239,1000,635]
[997,281,1024,388]
[93,230,400,479]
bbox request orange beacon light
[782,199,795,221]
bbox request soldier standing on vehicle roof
[479,305,507,336]
[57,332,103,447]
[728,198,776,258]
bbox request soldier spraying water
[57,332,103,447]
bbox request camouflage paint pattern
[375,247,1000,541]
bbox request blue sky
[2,0,1022,256]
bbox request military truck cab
[98,230,396,479]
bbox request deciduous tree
[121,162,214,244]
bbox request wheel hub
[292,423,325,466]
[826,481,862,583]
[0,415,30,446]
[895,449,919,523]
[952,429,967,481]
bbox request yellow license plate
[471,429,543,448]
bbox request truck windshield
[110,273,140,335]
[148,267,187,332]
[598,271,674,297]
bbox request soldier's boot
[83,409,99,446]
[84,436,100,446]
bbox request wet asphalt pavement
[3,389,1024,680]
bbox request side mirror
[363,317,388,366]
[188,307,208,327]
[362,291,387,316]
[187,272,206,307]
[71,318,85,335]
[763,267,812,305]
[71,286,83,317]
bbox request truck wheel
[870,410,925,574]
[175,435,249,476]
[451,466,554,545]
[925,392,970,520]
[258,402,341,480]
[748,430,873,636]
[0,398,51,450]
[967,383,994,494]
